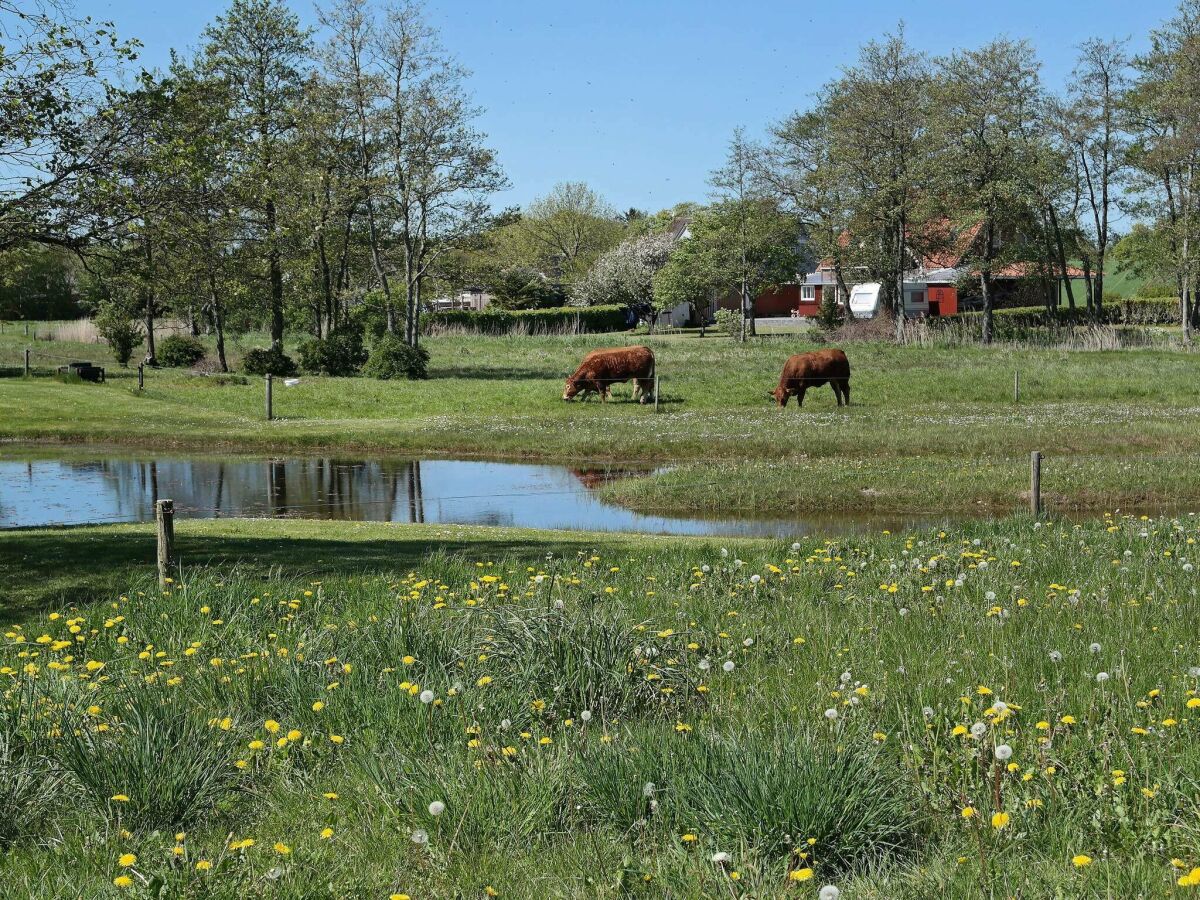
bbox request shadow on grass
[0,524,624,624]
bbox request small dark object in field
[57,361,105,383]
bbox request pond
[0,454,927,537]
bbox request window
[801,285,815,301]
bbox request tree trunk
[266,197,285,350]
[895,212,906,342]
[1081,256,1094,313]
[143,236,157,366]
[1047,204,1075,311]
[980,220,995,345]
[206,266,228,373]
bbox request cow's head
[562,378,582,401]
[768,387,789,407]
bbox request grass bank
[2,515,1199,897]
[4,329,1200,516]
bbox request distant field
[3,326,1200,517]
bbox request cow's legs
[795,386,806,408]
[842,380,851,406]
[832,382,844,407]
[638,377,653,404]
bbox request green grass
[2,515,1199,897]
[4,326,1200,517]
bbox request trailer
[847,281,956,319]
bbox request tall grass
[55,688,243,831]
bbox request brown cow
[563,346,656,403]
[770,348,851,407]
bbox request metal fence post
[654,374,660,413]
[138,363,144,390]
[24,347,31,376]
[265,373,273,421]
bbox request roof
[665,216,692,241]
[815,218,1086,280]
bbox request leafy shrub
[713,308,740,338]
[942,297,1180,333]
[364,334,429,380]
[242,346,298,377]
[1135,280,1175,299]
[298,322,369,376]
[94,306,143,367]
[486,266,566,310]
[156,334,206,368]
[426,304,627,335]
[815,293,845,330]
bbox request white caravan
[848,282,930,319]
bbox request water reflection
[0,455,914,537]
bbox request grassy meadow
[4,323,1200,516]
[2,514,1200,898]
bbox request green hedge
[426,304,628,335]
[945,297,1180,329]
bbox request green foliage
[712,308,741,338]
[0,247,89,320]
[944,297,1179,331]
[1135,280,1176,299]
[156,334,206,368]
[816,292,845,330]
[298,322,369,376]
[242,345,298,377]
[93,305,144,367]
[364,334,429,380]
[427,305,628,335]
[653,199,802,315]
[485,266,565,310]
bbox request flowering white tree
[571,231,676,319]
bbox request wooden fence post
[1014,370,1020,403]
[24,347,31,376]
[1030,451,1042,518]
[138,363,144,390]
[265,373,273,421]
[156,499,176,588]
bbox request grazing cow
[563,346,656,403]
[770,348,851,408]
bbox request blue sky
[88,0,1181,213]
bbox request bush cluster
[364,334,429,380]
[298,323,369,376]
[93,307,143,367]
[426,304,627,335]
[156,334,206,368]
[242,346,298,377]
[943,297,1180,330]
